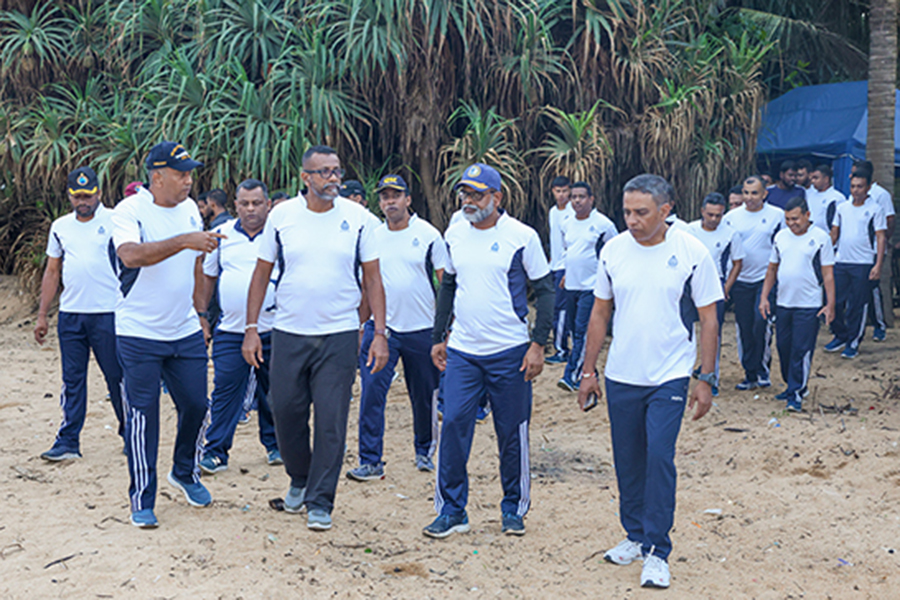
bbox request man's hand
[182,231,227,253]
[688,382,713,421]
[818,304,835,326]
[869,264,882,281]
[519,342,544,382]
[431,342,448,372]
[367,334,389,374]
[242,329,264,368]
[758,296,771,320]
[559,276,566,289]
[200,316,211,345]
[576,374,602,411]
[34,315,49,345]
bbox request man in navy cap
[426,163,555,538]
[34,166,125,461]
[347,174,447,482]
[111,141,224,528]
[340,180,367,208]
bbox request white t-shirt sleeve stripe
[257,212,279,264]
[47,224,63,258]
[112,200,141,248]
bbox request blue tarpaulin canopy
[756,81,900,195]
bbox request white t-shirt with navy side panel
[46,205,119,313]
[595,229,723,387]
[834,198,887,265]
[111,187,203,341]
[548,202,574,271]
[203,218,276,334]
[258,196,378,336]
[770,227,834,309]
[723,203,785,283]
[806,186,845,234]
[686,220,745,280]
[374,214,448,333]
[561,209,618,291]
[444,212,550,356]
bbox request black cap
[145,141,204,172]
[340,180,366,197]
[375,174,409,193]
[68,166,99,195]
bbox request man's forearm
[697,305,718,374]
[37,262,61,317]
[246,260,274,325]
[195,273,216,313]
[582,298,612,374]
[117,235,190,268]
[759,265,777,302]
[362,261,386,330]
[875,232,886,270]
[725,260,742,293]
[823,267,836,308]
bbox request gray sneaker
[416,455,435,472]
[307,508,332,531]
[346,463,385,481]
[284,486,306,514]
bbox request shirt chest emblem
[589,225,596,233]
[97,225,105,235]
[715,241,720,248]
[761,218,767,224]
[809,239,815,247]
[667,255,678,268]
[340,220,350,231]
[190,216,197,227]
[491,242,500,252]
[412,237,420,247]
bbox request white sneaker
[603,538,643,565]
[641,554,670,588]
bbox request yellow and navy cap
[145,141,204,172]
[455,163,501,192]
[375,174,408,193]
[67,166,99,195]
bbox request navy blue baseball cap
[455,163,501,192]
[340,180,366,197]
[145,141,204,171]
[67,166,99,195]
[375,174,409,193]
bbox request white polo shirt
[46,205,118,313]
[548,202,574,271]
[445,212,550,356]
[596,229,722,386]
[686,220,745,280]
[258,195,378,336]
[374,214,448,333]
[806,186,845,234]
[724,203,785,283]
[203,218,276,334]
[561,209,618,291]
[834,198,887,265]
[770,227,834,309]
[111,187,203,341]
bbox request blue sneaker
[476,404,491,422]
[267,449,283,466]
[346,463,385,481]
[40,446,81,462]
[423,513,470,538]
[199,454,227,474]
[841,346,859,359]
[501,512,525,536]
[775,389,791,401]
[824,337,845,353]
[544,351,568,365]
[237,412,251,425]
[167,472,212,507]
[735,379,757,391]
[307,508,332,531]
[874,327,886,342]
[284,486,305,514]
[130,509,158,529]
[756,376,771,388]
[557,377,577,393]
[416,454,435,472]
[786,398,803,412]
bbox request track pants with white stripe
[731,279,775,382]
[55,312,124,453]
[551,269,570,355]
[203,330,277,464]
[435,343,531,518]
[117,332,208,512]
[831,262,872,350]
[563,289,594,383]
[606,377,688,561]
[357,322,439,466]
[775,306,819,402]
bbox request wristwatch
[696,372,718,387]
[197,311,210,320]
[374,328,391,339]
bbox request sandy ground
[1,274,900,599]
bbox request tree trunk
[867,0,898,326]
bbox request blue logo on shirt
[809,239,815,247]
[97,226,105,235]
[589,225,596,233]
[491,242,500,252]
[341,220,350,231]
[761,218,767,224]
[190,216,197,227]
[412,237,420,247]
[667,255,678,267]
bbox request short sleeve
[257,211,279,263]
[691,247,725,308]
[877,187,895,217]
[358,214,379,263]
[203,241,220,277]
[874,205,888,231]
[46,222,62,258]
[443,240,456,275]
[429,232,449,271]
[604,220,619,242]
[820,234,835,266]
[768,238,780,264]
[729,229,745,261]
[594,245,613,300]
[523,229,550,280]
[112,200,141,249]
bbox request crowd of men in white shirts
[33,140,894,590]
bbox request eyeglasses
[304,168,344,179]
[457,189,489,202]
